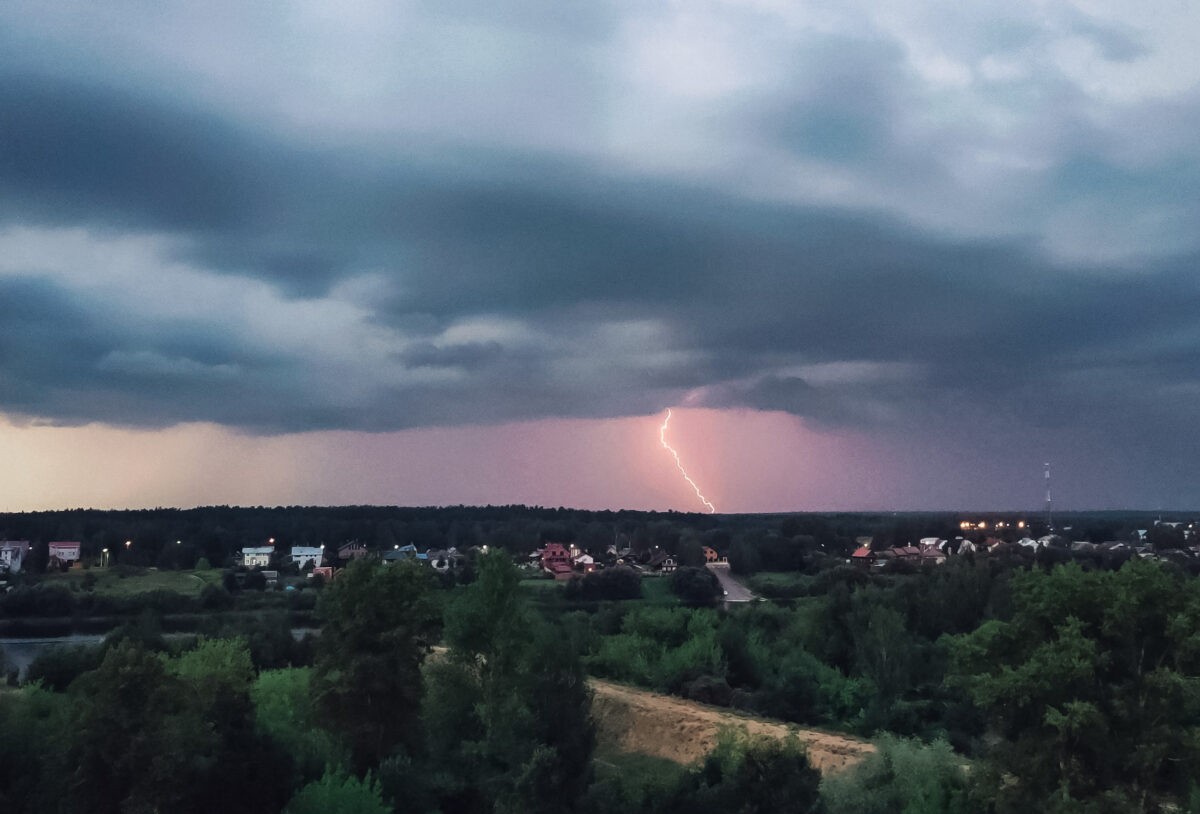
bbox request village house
[289,546,324,569]
[645,550,677,573]
[241,546,272,568]
[541,543,574,579]
[851,545,874,567]
[703,546,720,563]
[920,546,947,565]
[48,541,81,568]
[0,541,30,573]
[338,541,369,560]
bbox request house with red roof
[541,543,574,579]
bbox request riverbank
[0,608,319,638]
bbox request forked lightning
[659,408,717,514]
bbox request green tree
[285,769,390,814]
[948,561,1200,812]
[666,732,824,814]
[312,560,440,770]
[254,667,349,784]
[670,566,721,605]
[427,551,595,814]
[820,735,971,814]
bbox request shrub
[285,769,389,814]
[669,566,721,605]
[821,735,971,814]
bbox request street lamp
[101,548,110,568]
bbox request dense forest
[2,507,1200,811]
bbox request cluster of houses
[0,540,81,573]
[851,528,1200,569]
[531,542,724,580]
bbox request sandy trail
[590,678,874,774]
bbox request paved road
[706,563,756,602]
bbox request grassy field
[638,576,677,604]
[42,568,224,598]
[519,575,565,591]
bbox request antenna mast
[1044,462,1053,531]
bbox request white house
[241,546,273,568]
[290,546,324,569]
[0,541,30,573]
[48,542,81,564]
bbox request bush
[199,583,234,611]
[821,735,971,814]
[670,567,720,605]
[671,732,823,814]
[566,567,643,601]
[285,769,390,814]
[33,585,76,617]
[25,643,106,690]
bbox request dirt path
[590,678,874,774]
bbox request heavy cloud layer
[1,1,1199,503]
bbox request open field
[591,677,875,775]
[40,568,224,598]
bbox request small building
[311,565,337,581]
[48,542,81,567]
[290,546,324,569]
[541,543,573,578]
[338,541,369,560]
[703,546,719,563]
[241,546,273,568]
[0,541,31,573]
[920,547,946,565]
[646,551,677,573]
[851,546,875,567]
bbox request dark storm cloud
[2,0,1200,508]
[0,76,275,231]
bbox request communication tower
[1044,462,1053,531]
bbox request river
[0,629,318,681]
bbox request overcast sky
[2,1,1199,512]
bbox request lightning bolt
[659,408,717,514]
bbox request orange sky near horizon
[0,408,911,514]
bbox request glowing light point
[659,408,717,514]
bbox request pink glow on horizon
[0,409,910,513]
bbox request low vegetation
[2,507,1200,811]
